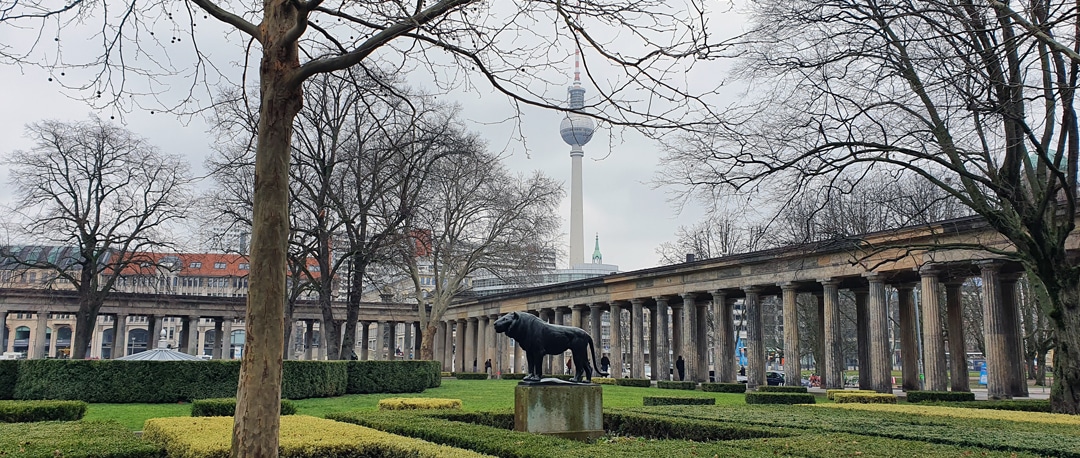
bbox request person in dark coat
[484,358,492,374]
[676,355,686,381]
[600,354,610,373]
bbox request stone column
[711,291,734,383]
[478,315,490,370]
[897,284,920,391]
[655,296,671,381]
[780,283,800,386]
[630,299,645,378]
[679,293,696,381]
[854,288,872,390]
[648,303,658,380]
[454,319,466,372]
[979,261,1011,399]
[31,311,48,359]
[487,315,499,375]
[212,318,224,359]
[404,321,414,360]
[815,292,826,387]
[572,305,584,330]
[744,286,765,390]
[919,268,948,391]
[695,300,709,383]
[821,279,843,389]
[867,274,892,393]
[446,321,456,370]
[1000,273,1028,397]
[359,321,370,360]
[389,321,400,360]
[670,302,683,375]
[946,280,971,390]
[222,318,233,359]
[609,303,624,378]
[373,321,384,361]
[589,304,603,357]
[114,314,128,358]
[186,316,200,356]
[304,320,314,360]
[145,315,158,353]
[317,320,327,360]
[467,317,481,372]
[553,308,565,374]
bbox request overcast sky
[0,4,742,273]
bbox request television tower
[559,49,596,267]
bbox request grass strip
[0,420,160,457]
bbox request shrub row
[757,385,807,393]
[191,398,297,417]
[826,389,876,400]
[745,392,816,405]
[378,398,462,411]
[499,373,527,380]
[925,399,1051,413]
[603,410,784,441]
[591,377,616,385]
[643,396,715,406]
[0,400,87,422]
[453,372,489,380]
[614,378,652,387]
[144,415,488,458]
[832,392,897,404]
[0,420,161,457]
[440,372,453,377]
[906,390,976,403]
[0,361,16,400]
[657,380,697,390]
[7,359,440,402]
[701,382,746,393]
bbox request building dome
[560,113,595,146]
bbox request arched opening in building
[54,326,72,358]
[128,328,148,355]
[100,328,114,359]
[13,326,30,355]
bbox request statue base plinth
[514,383,603,441]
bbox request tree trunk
[420,324,437,361]
[232,2,302,455]
[1051,300,1080,414]
[72,305,98,360]
[320,289,342,360]
[340,256,365,360]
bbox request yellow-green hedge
[815,403,1080,426]
[832,392,897,404]
[592,377,616,385]
[142,415,490,458]
[826,389,876,400]
[378,398,462,411]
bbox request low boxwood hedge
[191,398,297,417]
[745,392,816,405]
[757,385,807,393]
[643,396,715,406]
[826,389,876,400]
[378,398,462,411]
[0,400,87,422]
[0,420,161,457]
[145,415,488,457]
[604,410,784,441]
[657,381,697,390]
[283,360,347,399]
[832,392,897,404]
[614,378,652,387]
[346,360,442,394]
[591,377,616,385]
[906,390,976,403]
[500,373,526,380]
[925,399,1051,412]
[701,382,746,393]
[453,372,489,380]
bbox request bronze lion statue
[494,311,608,382]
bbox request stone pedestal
[514,383,603,441]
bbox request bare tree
[655,212,750,265]
[402,148,563,361]
[659,0,1080,413]
[1,117,192,359]
[2,0,725,452]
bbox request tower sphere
[560,113,595,146]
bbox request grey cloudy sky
[0,4,741,272]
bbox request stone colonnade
[436,261,1029,399]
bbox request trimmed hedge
[827,389,876,400]
[745,392,816,405]
[0,420,161,457]
[614,378,652,387]
[906,390,976,403]
[833,392,897,404]
[757,385,807,393]
[643,396,715,406]
[591,377,616,385]
[701,382,746,393]
[657,380,698,390]
[500,373,527,380]
[453,372,489,380]
[347,360,442,394]
[440,372,452,377]
[144,415,489,457]
[604,410,784,441]
[926,399,1051,413]
[0,361,16,400]
[191,398,297,417]
[10,359,440,402]
[0,400,87,422]
[379,398,462,411]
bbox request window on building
[238,263,249,270]
[189,262,202,269]
[214,262,227,269]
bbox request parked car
[735,371,786,385]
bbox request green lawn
[85,378,748,430]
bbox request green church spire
[592,233,602,264]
